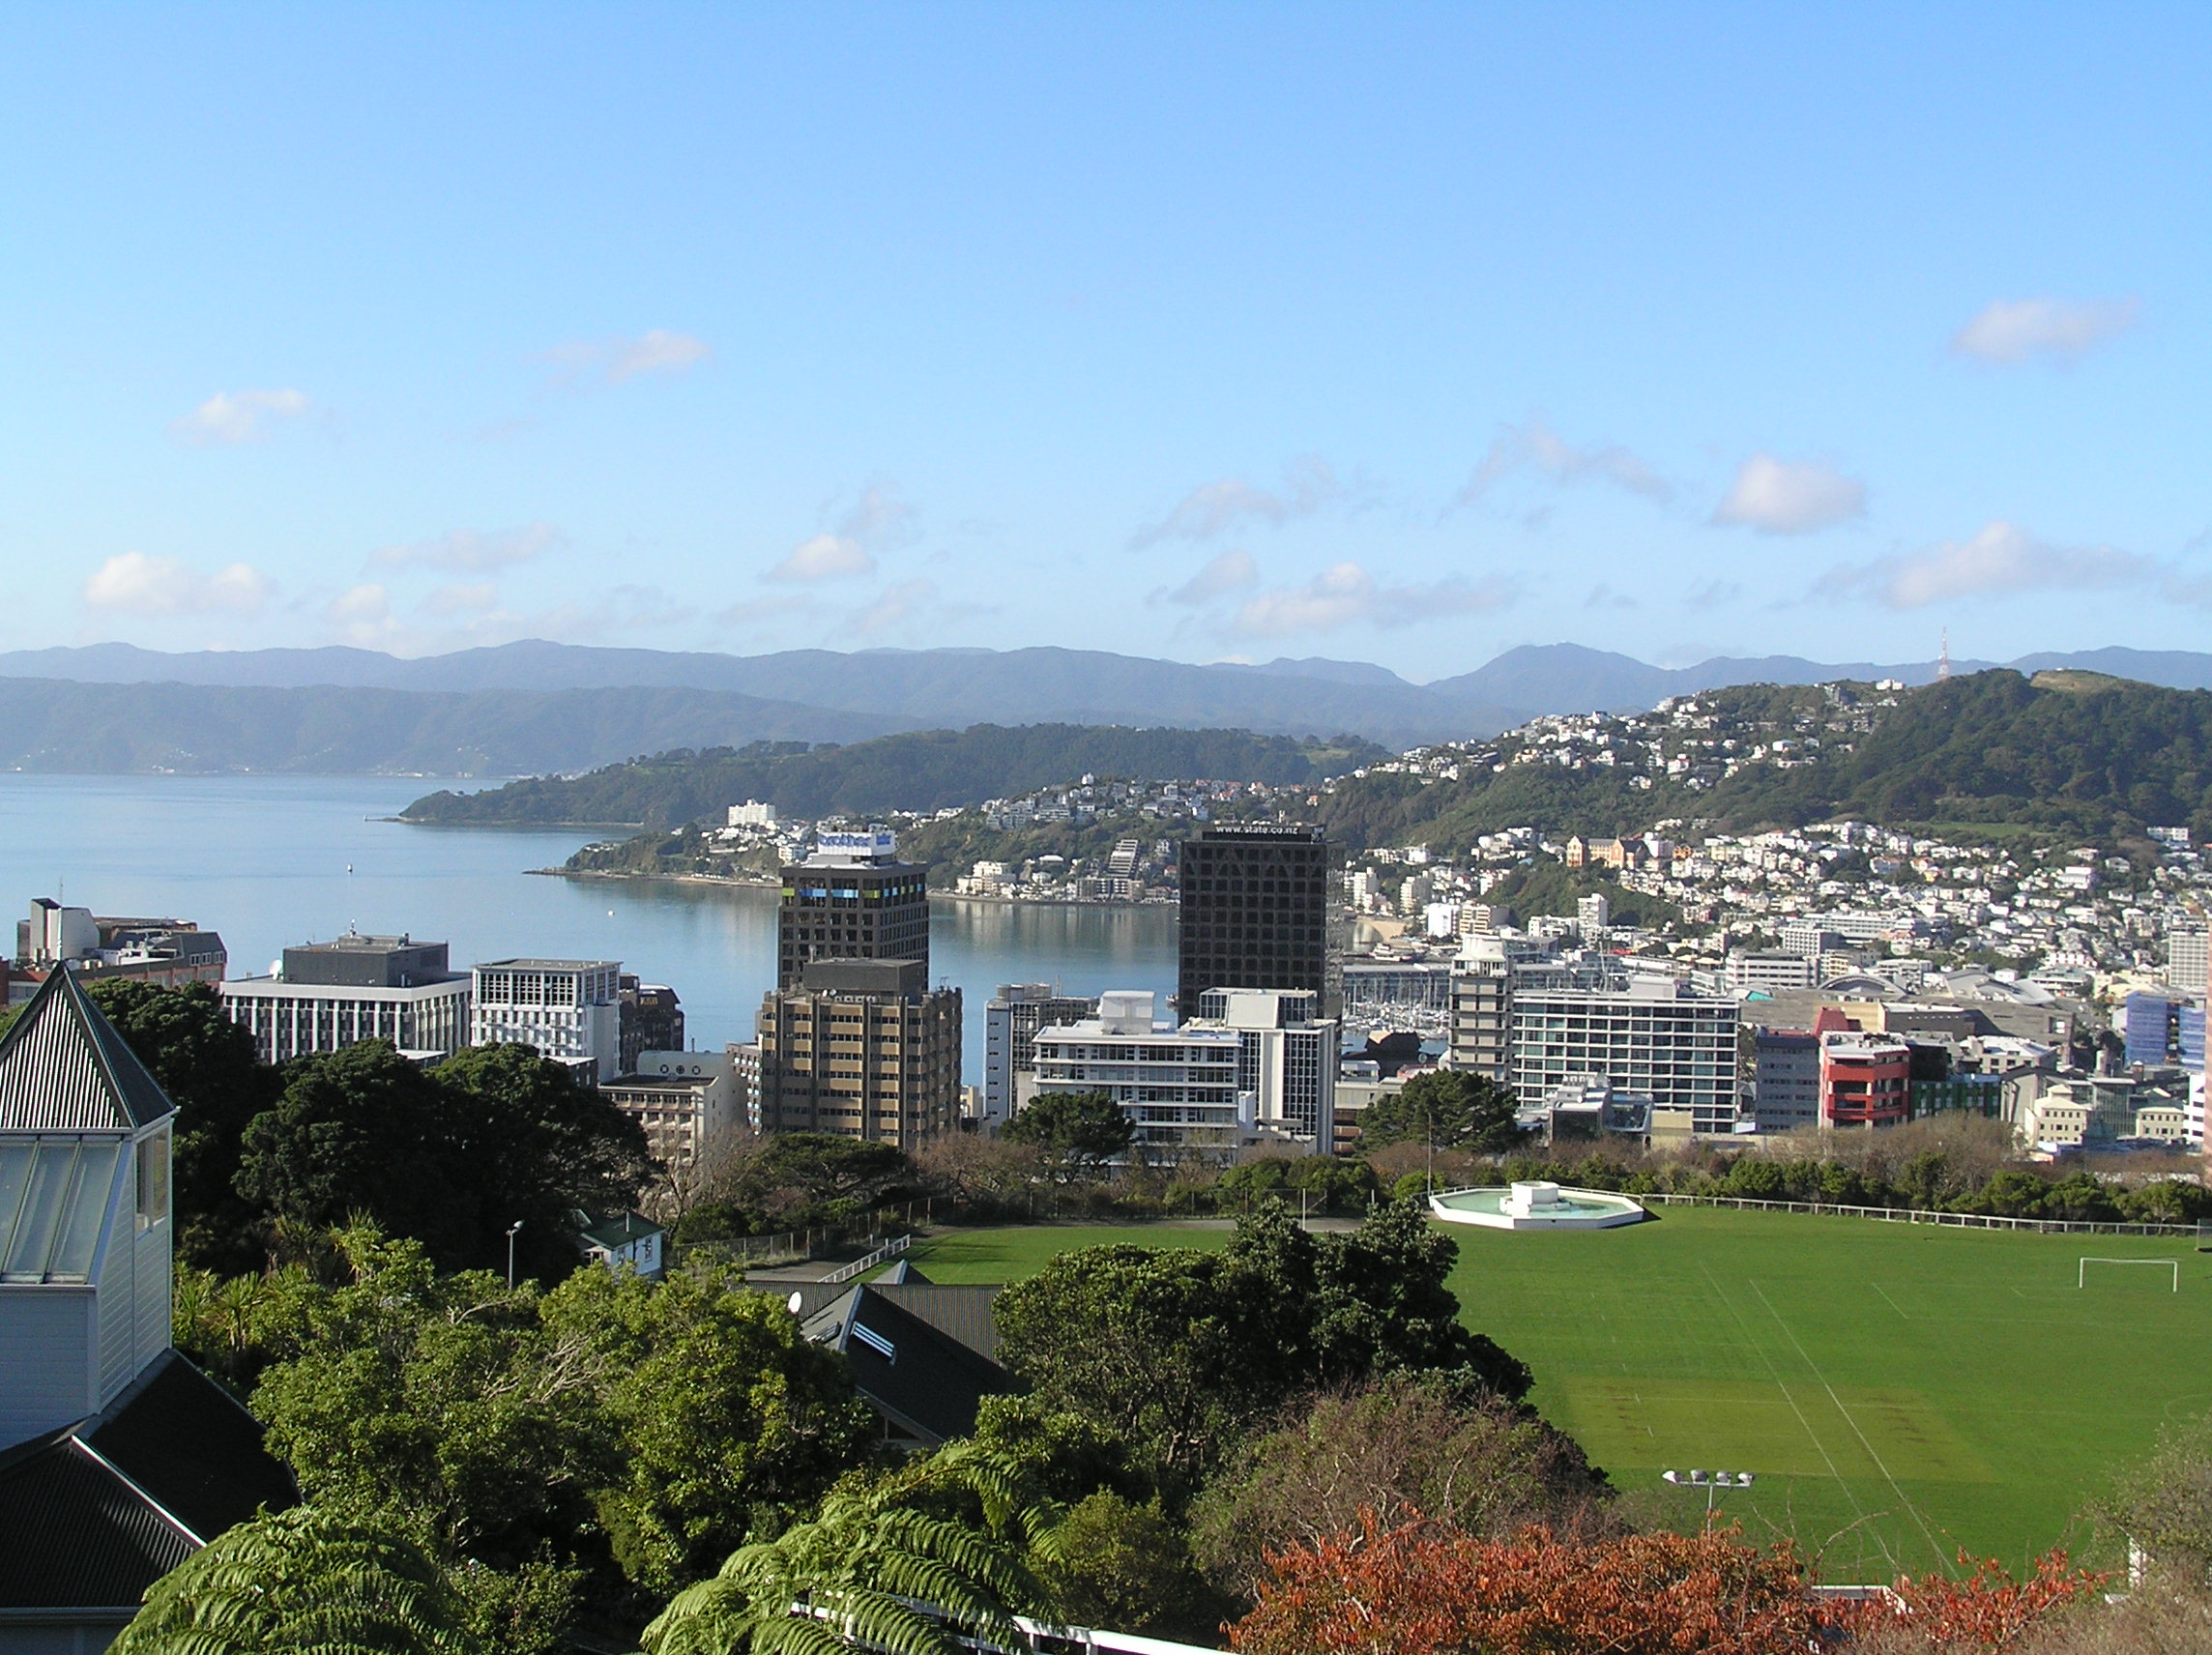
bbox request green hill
[402,724,1386,828]
[1313,670,2212,851]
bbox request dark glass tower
[1177,825,1340,1020]
[776,830,931,989]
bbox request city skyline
[5,7,2208,677]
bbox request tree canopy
[1356,1069,1525,1154]
[992,1201,1531,1495]
[1000,1090,1134,1177]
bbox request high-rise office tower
[758,960,960,1152]
[1177,825,1340,1019]
[777,828,931,990]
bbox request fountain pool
[1428,1180,1647,1231]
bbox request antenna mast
[1937,628,1952,682]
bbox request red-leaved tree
[1842,1549,2108,1652]
[1229,1514,1823,1655]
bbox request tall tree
[539,1260,876,1593]
[1356,1069,1525,1154]
[1000,1090,1133,1179]
[234,1041,472,1263]
[86,979,277,1271]
[429,1041,651,1276]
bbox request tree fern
[110,1507,483,1655]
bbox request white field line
[1748,1278,1948,1573]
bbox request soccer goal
[2079,1257,2181,1292]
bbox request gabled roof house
[0,968,294,1652]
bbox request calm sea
[0,774,1178,1080]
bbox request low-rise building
[220,932,472,1064]
[1819,1031,1911,1128]
[1031,990,1242,1160]
[601,1048,741,1169]
[1728,951,1817,995]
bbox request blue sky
[3,4,2207,680]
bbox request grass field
[907,1209,2212,1579]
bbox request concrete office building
[1728,951,1818,995]
[982,984,1098,1125]
[16,898,227,990]
[1752,1029,1821,1132]
[778,828,931,990]
[1190,987,1339,1147]
[1031,991,1242,1160]
[472,959,623,1083]
[1507,963,1740,1136]
[758,959,959,1152]
[220,933,472,1065]
[1177,824,1341,1019]
[602,1048,740,1170]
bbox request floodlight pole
[507,1220,524,1289]
[1662,1469,1755,1523]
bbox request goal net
[2078,1257,2180,1292]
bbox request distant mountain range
[3,639,2210,773]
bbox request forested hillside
[1312,671,2212,851]
[404,724,1385,828]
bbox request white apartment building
[1189,987,1339,1148]
[471,958,623,1083]
[1031,991,1242,1160]
[1726,950,1817,995]
[1508,965,1740,1136]
[219,934,472,1065]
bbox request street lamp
[506,1221,525,1289]
[1662,1468,1755,1520]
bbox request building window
[136,1126,171,1233]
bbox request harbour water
[0,774,1178,1078]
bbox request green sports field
[908,1209,2212,1578]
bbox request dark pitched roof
[877,1260,933,1285]
[802,1284,1017,1447]
[0,1352,295,1615]
[867,1282,1002,1363]
[87,1352,298,1542]
[0,1428,194,1615]
[0,967,176,1134]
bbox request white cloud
[170,388,312,446]
[607,330,713,382]
[1455,416,1670,508]
[1133,456,1339,546]
[771,533,876,583]
[369,522,564,572]
[421,582,500,616]
[1166,549,1260,605]
[1714,453,1867,535]
[852,579,937,637]
[1226,562,1516,638]
[1819,520,2158,609]
[766,482,915,583]
[1951,297,2139,365]
[538,330,713,389]
[84,552,274,615]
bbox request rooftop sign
[816,829,897,858]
